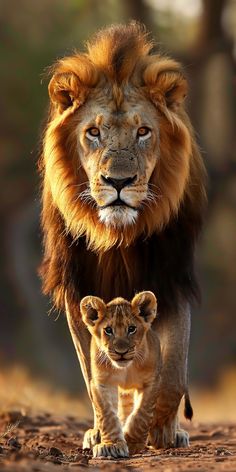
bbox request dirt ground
[0,410,235,472]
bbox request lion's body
[40,22,206,449]
[80,292,161,457]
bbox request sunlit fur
[40,22,206,313]
[80,292,157,369]
[80,291,161,456]
[99,207,138,228]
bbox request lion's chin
[98,206,138,227]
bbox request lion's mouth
[99,198,136,210]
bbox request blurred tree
[0,0,235,392]
[123,0,155,29]
[188,0,236,385]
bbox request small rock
[215,447,233,457]
[49,446,63,457]
[8,438,21,449]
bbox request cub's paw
[93,440,129,458]
[83,428,100,449]
[174,429,189,448]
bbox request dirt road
[0,410,235,471]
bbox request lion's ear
[131,291,157,325]
[48,72,87,113]
[155,71,187,110]
[48,56,99,113]
[80,296,106,327]
[143,59,188,111]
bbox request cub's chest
[109,364,152,390]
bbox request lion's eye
[137,127,151,138]
[104,326,113,336]
[128,325,136,334]
[86,127,100,140]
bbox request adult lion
[40,22,206,448]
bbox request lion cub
[80,291,161,458]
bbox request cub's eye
[86,127,100,140]
[137,127,151,139]
[128,325,137,334]
[104,326,113,336]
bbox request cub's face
[80,292,157,369]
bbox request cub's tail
[184,391,193,420]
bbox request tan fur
[80,292,161,457]
[40,23,206,450]
[41,23,205,256]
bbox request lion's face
[44,24,198,252]
[76,89,159,227]
[80,292,157,369]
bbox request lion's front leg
[65,297,92,394]
[149,303,191,449]
[65,299,101,447]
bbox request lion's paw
[93,440,129,458]
[83,428,100,449]
[149,425,190,449]
[174,429,189,448]
[126,441,146,455]
[124,432,146,455]
[148,424,174,449]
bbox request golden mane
[40,22,206,311]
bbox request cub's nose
[113,339,129,354]
[101,175,137,192]
[115,349,129,356]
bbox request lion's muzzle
[89,149,149,226]
[101,175,137,193]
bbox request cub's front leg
[124,379,158,455]
[91,382,129,458]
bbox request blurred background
[0,0,235,422]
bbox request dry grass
[180,367,236,424]
[0,366,91,419]
[0,420,20,441]
[0,365,235,423]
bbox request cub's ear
[80,296,106,327]
[131,291,157,325]
[143,58,188,111]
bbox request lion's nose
[101,175,137,192]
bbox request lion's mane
[40,23,206,315]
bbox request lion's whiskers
[74,188,96,208]
[61,181,90,196]
[140,189,162,212]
